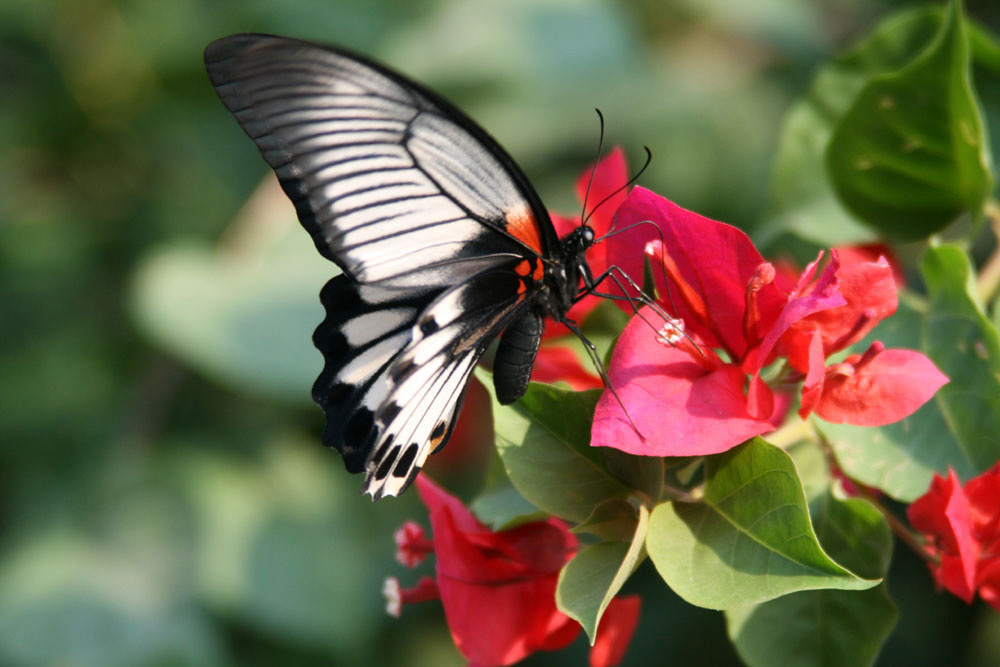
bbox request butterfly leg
[559,316,645,440]
[578,264,703,355]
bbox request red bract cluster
[591,187,948,456]
[908,467,1000,611]
[385,476,639,666]
[530,149,631,391]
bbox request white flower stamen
[656,317,686,346]
[382,577,402,618]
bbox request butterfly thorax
[539,224,596,320]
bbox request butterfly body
[205,34,596,498]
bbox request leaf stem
[660,482,702,503]
[976,199,1000,304]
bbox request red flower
[386,476,639,666]
[531,149,631,392]
[590,595,641,667]
[394,521,433,569]
[591,187,947,456]
[908,466,1000,611]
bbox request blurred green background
[3,0,1000,665]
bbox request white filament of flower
[382,577,402,617]
[656,317,685,346]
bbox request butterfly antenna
[578,108,607,229]
[584,146,652,229]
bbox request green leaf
[130,207,333,403]
[470,452,546,530]
[969,17,1000,75]
[726,586,898,667]
[812,492,893,581]
[826,0,993,239]
[178,435,418,656]
[484,376,630,522]
[600,448,664,502]
[0,530,224,667]
[921,244,1000,471]
[556,505,649,643]
[572,497,639,542]
[768,7,945,246]
[646,439,876,610]
[725,484,897,667]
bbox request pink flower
[591,187,947,456]
[386,476,639,666]
[908,466,1000,611]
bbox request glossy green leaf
[484,376,629,523]
[557,505,648,643]
[768,8,944,246]
[970,18,1000,75]
[646,439,876,610]
[826,0,993,239]
[921,244,1000,471]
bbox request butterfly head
[562,224,596,256]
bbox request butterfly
[205,33,615,499]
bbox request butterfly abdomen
[493,310,544,405]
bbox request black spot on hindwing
[393,443,420,477]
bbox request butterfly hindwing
[315,261,531,498]
[312,275,442,474]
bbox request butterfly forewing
[206,34,562,497]
[204,34,554,287]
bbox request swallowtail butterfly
[205,34,610,499]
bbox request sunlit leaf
[646,439,876,610]
[768,7,944,245]
[557,505,648,643]
[826,0,993,239]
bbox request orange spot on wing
[515,259,533,276]
[505,206,544,255]
[532,262,544,282]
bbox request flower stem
[860,491,933,563]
